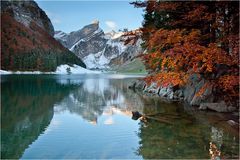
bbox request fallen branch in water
[132,111,173,125]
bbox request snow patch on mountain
[0,64,100,74]
[104,30,124,39]
[82,37,128,69]
[56,64,100,74]
[83,51,110,69]
[69,39,85,51]
[112,32,124,39]
[0,70,50,74]
[54,31,68,40]
[106,40,127,53]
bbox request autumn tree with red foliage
[131,1,239,102]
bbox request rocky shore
[129,74,238,113]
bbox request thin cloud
[105,21,117,30]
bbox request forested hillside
[1,1,85,71]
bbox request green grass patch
[112,58,147,74]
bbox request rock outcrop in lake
[129,74,238,113]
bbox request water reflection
[1,75,79,159]
[55,76,144,124]
[1,74,239,159]
[135,97,239,159]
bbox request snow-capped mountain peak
[54,22,142,69]
[105,30,124,40]
[92,20,99,25]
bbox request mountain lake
[1,74,239,159]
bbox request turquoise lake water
[1,74,239,159]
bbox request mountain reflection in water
[1,74,239,159]
[54,76,144,124]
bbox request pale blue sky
[36,0,143,33]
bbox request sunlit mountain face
[54,22,143,69]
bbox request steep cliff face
[54,31,68,47]
[54,22,143,69]
[1,0,54,36]
[1,0,85,71]
[55,21,105,51]
[109,38,143,66]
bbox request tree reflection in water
[136,97,239,159]
[52,76,239,159]
[1,75,80,159]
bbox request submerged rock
[227,120,238,127]
[199,101,236,112]
[128,81,136,89]
[129,80,146,90]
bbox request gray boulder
[144,83,159,94]
[158,87,173,99]
[129,80,146,90]
[190,82,214,106]
[184,74,215,106]
[183,74,200,103]
[227,120,238,126]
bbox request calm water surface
[1,74,239,159]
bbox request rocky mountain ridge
[1,0,54,36]
[54,22,143,69]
